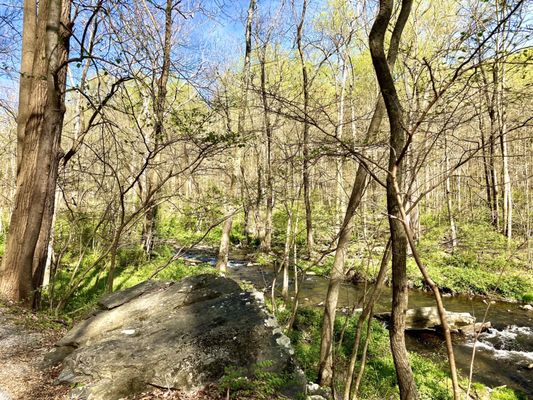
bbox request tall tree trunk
[296,0,314,257]
[217,0,256,269]
[259,45,273,252]
[317,0,412,386]
[478,112,494,218]
[526,162,532,266]
[495,0,512,243]
[0,0,69,306]
[444,131,457,251]
[369,1,418,399]
[335,55,348,234]
[142,0,173,255]
[32,0,71,309]
[480,62,500,230]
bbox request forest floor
[0,305,239,400]
[0,304,68,400]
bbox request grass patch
[406,216,533,300]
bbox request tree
[295,0,315,257]
[368,0,418,398]
[0,0,71,306]
[140,0,174,256]
[317,0,412,387]
[215,0,257,271]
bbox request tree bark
[16,0,37,176]
[495,0,512,244]
[0,0,69,306]
[369,1,417,399]
[32,0,71,309]
[295,0,314,257]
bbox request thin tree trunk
[478,112,494,218]
[343,240,391,400]
[392,176,461,399]
[369,1,418,398]
[259,45,273,252]
[216,0,255,269]
[335,55,348,234]
[295,0,314,257]
[444,131,457,251]
[481,64,500,230]
[496,55,511,244]
[142,0,173,255]
[317,0,412,386]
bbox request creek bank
[181,249,533,395]
[47,274,306,400]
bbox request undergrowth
[282,307,527,400]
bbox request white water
[465,325,533,364]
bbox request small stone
[520,304,533,311]
[251,291,264,302]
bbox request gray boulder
[376,306,476,331]
[47,274,305,399]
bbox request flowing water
[182,250,533,396]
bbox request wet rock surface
[48,274,305,400]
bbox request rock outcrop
[375,306,477,331]
[47,274,305,400]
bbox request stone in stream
[458,321,492,335]
[375,306,477,331]
[46,274,305,400]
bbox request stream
[181,250,533,396]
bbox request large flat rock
[47,274,304,399]
[376,306,476,331]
